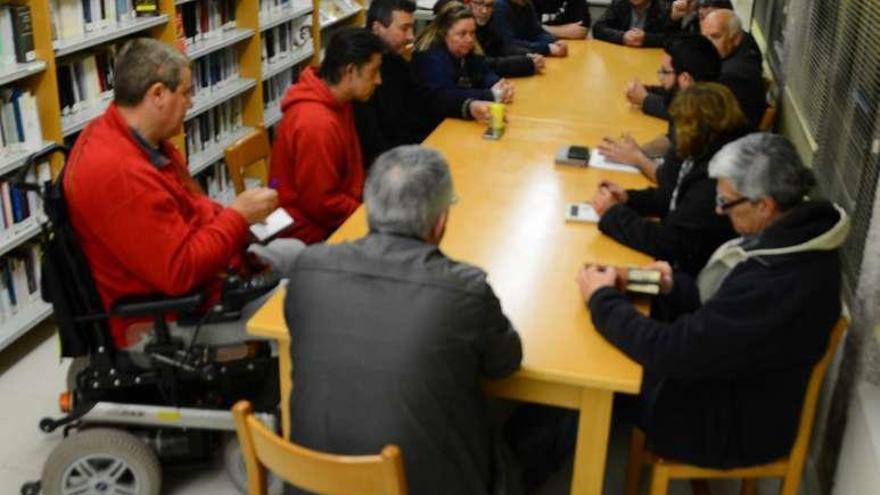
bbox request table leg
[277,339,292,440]
[569,388,614,495]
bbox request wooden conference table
[248,40,666,495]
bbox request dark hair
[318,27,386,85]
[367,0,416,29]
[664,33,721,82]
[114,38,190,106]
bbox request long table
[247,40,666,495]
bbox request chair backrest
[783,316,849,483]
[223,126,271,194]
[26,145,114,359]
[232,401,408,495]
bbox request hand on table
[625,78,648,106]
[576,264,619,302]
[549,41,568,57]
[527,53,546,72]
[469,100,492,122]
[492,79,515,103]
[597,134,646,165]
[623,29,645,47]
[591,181,626,215]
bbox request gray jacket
[284,232,522,495]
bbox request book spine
[9,6,36,63]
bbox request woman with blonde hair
[413,1,514,104]
[591,82,749,275]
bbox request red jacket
[269,67,364,244]
[65,104,250,347]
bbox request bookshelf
[0,0,361,351]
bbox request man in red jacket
[65,38,289,349]
[270,28,385,244]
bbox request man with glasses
[603,34,722,182]
[355,0,493,168]
[577,133,848,470]
[468,0,546,77]
[284,145,522,495]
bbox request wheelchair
[17,145,283,495]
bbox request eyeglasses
[716,195,751,211]
[656,67,675,76]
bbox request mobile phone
[565,203,600,223]
[568,145,590,161]
[482,126,503,140]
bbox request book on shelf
[192,48,240,100]
[0,243,44,323]
[0,5,36,65]
[57,48,117,119]
[50,0,139,42]
[134,0,160,17]
[261,17,311,68]
[0,160,50,235]
[0,89,44,156]
[184,97,244,158]
[196,160,236,206]
[176,0,238,48]
[262,66,298,111]
[260,0,292,18]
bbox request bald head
[701,9,742,58]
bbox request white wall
[832,383,880,495]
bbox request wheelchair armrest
[112,292,205,317]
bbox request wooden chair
[231,401,408,495]
[223,126,271,194]
[624,316,849,495]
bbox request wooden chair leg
[740,478,758,495]
[624,429,646,495]
[690,479,711,495]
[649,465,670,495]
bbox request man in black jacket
[534,0,590,39]
[354,0,492,168]
[285,145,523,495]
[593,0,669,47]
[628,8,767,128]
[701,9,767,127]
[577,133,848,469]
[471,0,545,77]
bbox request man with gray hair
[65,38,300,350]
[577,133,848,468]
[283,145,522,495]
[701,8,767,127]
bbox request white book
[588,150,641,174]
[0,8,16,66]
[81,56,101,108]
[24,168,38,217]
[105,0,117,28]
[59,0,85,40]
[12,258,27,311]
[20,92,44,150]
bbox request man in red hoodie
[270,27,385,244]
[65,38,289,349]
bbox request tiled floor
[1,324,781,495]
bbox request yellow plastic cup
[490,102,505,131]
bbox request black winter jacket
[592,0,669,47]
[589,200,847,468]
[598,131,744,276]
[354,52,471,168]
[477,21,537,78]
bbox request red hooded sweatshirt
[65,104,250,348]
[269,67,364,244]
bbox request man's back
[285,233,522,495]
